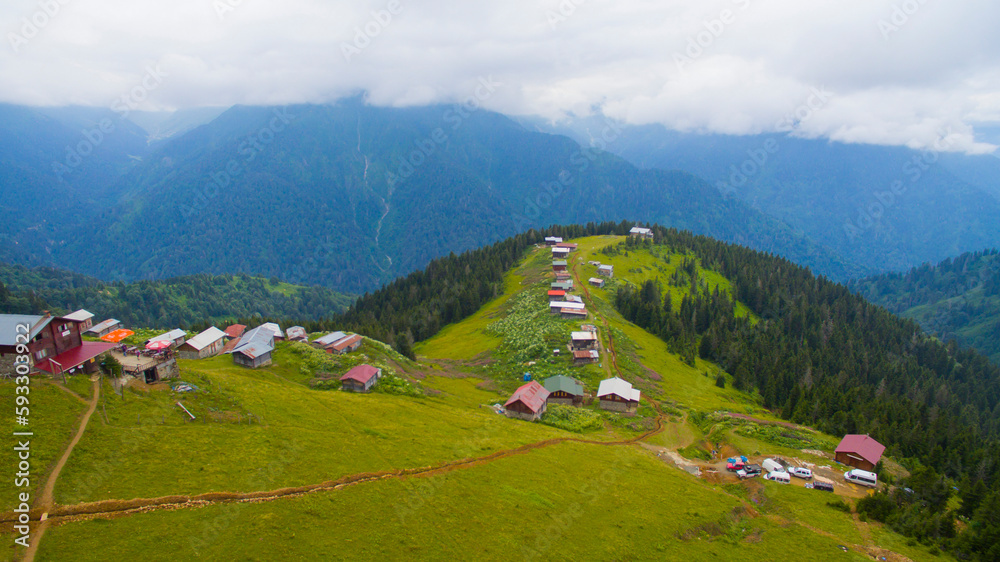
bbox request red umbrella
[146,339,172,350]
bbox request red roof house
[223,324,246,340]
[503,381,550,421]
[329,334,363,355]
[339,364,382,392]
[835,435,886,471]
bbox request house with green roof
[543,375,585,407]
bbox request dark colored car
[810,481,834,492]
[744,464,762,475]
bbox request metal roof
[588,277,605,284]
[549,301,586,310]
[340,364,380,384]
[183,327,226,351]
[598,264,613,271]
[314,331,347,346]
[150,328,186,343]
[224,324,246,338]
[504,381,550,413]
[0,314,48,346]
[552,260,567,266]
[260,322,283,338]
[835,435,886,466]
[331,334,363,351]
[35,341,116,374]
[571,332,597,341]
[544,237,563,243]
[285,326,307,340]
[86,318,121,334]
[233,341,273,359]
[62,309,94,322]
[543,375,584,396]
[630,227,652,234]
[572,350,599,359]
[232,326,275,357]
[598,377,641,402]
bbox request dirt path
[23,379,100,561]
[15,413,667,528]
[39,380,89,406]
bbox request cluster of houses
[0,309,375,391]
[503,374,642,421]
[545,241,591,320]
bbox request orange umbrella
[100,329,134,343]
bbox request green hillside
[851,249,1000,363]
[0,262,353,328]
[9,232,997,560]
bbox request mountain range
[4,100,1000,295]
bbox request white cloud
[1,0,997,153]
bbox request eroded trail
[23,379,100,562]
[12,415,667,529]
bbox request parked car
[743,464,762,476]
[844,469,878,488]
[762,458,785,473]
[726,461,744,472]
[764,471,791,484]
[736,469,758,479]
[807,481,835,492]
[788,467,813,479]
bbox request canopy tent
[100,329,134,343]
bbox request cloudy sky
[2,0,998,153]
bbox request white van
[765,471,790,484]
[844,469,878,488]
[762,458,784,474]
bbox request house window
[35,349,49,360]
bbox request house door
[143,368,157,384]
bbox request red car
[726,461,745,472]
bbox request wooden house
[573,349,599,365]
[552,247,571,259]
[561,308,588,319]
[543,375,584,406]
[544,237,563,246]
[629,226,653,239]
[329,334,364,355]
[504,381,550,421]
[312,331,347,349]
[148,329,187,349]
[0,313,113,375]
[223,324,246,341]
[570,331,598,350]
[230,326,275,369]
[834,435,886,472]
[62,309,94,331]
[588,277,606,288]
[555,242,578,252]
[598,264,614,277]
[86,318,124,338]
[552,260,568,272]
[177,327,226,359]
[598,377,640,413]
[554,272,572,281]
[340,364,382,393]
[285,326,308,342]
[547,289,567,301]
[260,322,284,342]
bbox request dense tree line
[610,230,1000,559]
[0,264,352,329]
[851,249,1000,363]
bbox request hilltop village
[0,230,964,562]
